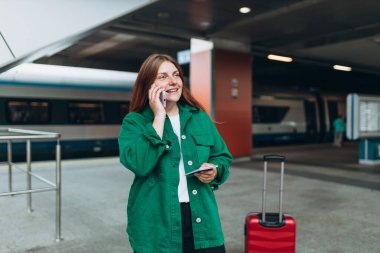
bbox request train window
[253,106,289,123]
[327,101,338,129]
[120,102,130,120]
[304,101,317,134]
[6,100,50,124]
[68,102,105,124]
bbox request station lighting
[157,12,170,18]
[200,21,210,28]
[333,65,352,72]
[239,7,251,14]
[267,54,293,63]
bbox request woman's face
[154,61,183,103]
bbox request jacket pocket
[192,133,213,163]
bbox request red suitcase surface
[245,155,296,253]
[245,213,296,253]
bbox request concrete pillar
[190,39,252,157]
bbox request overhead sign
[177,49,190,65]
[347,93,380,140]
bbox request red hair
[129,54,205,112]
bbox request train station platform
[0,142,379,252]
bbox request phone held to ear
[159,91,167,108]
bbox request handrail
[0,128,63,242]
[0,128,61,140]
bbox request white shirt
[168,114,190,203]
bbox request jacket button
[195,217,202,223]
[181,135,186,140]
[192,189,197,195]
[165,145,170,149]
[187,161,193,166]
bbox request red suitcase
[245,154,296,253]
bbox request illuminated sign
[177,49,191,65]
[347,94,380,140]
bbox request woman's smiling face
[154,61,183,103]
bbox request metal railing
[0,128,62,242]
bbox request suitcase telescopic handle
[262,154,285,224]
[263,154,285,162]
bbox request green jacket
[118,102,232,253]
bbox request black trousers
[181,202,225,253]
[135,203,226,253]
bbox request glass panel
[68,102,104,124]
[7,100,50,124]
[253,106,289,123]
[120,102,130,121]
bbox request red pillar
[190,42,252,158]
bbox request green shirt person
[118,54,232,253]
[333,116,345,147]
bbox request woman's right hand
[149,84,166,117]
[149,84,166,140]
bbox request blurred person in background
[333,115,345,147]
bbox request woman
[118,54,232,253]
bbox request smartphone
[185,165,217,176]
[159,91,166,108]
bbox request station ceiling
[36,0,380,94]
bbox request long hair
[129,54,205,112]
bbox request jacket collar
[140,101,199,122]
[178,102,198,132]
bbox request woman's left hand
[194,163,218,184]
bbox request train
[0,64,134,161]
[0,63,346,161]
[252,91,346,146]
